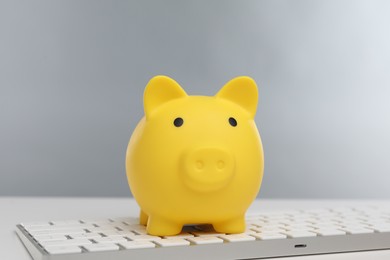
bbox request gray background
[1,0,390,198]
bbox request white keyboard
[16,205,390,260]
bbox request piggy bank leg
[147,215,182,236]
[139,210,149,226]
[213,216,245,234]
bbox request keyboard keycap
[87,227,118,233]
[313,229,346,236]
[26,224,93,232]
[21,221,51,228]
[101,230,135,237]
[51,220,82,225]
[110,217,138,224]
[368,225,390,232]
[283,231,317,238]
[44,245,82,254]
[68,232,103,239]
[29,229,87,236]
[83,243,119,252]
[251,232,287,240]
[93,237,127,244]
[40,238,92,247]
[186,236,224,245]
[124,225,148,235]
[340,228,374,234]
[251,227,286,233]
[119,241,156,249]
[81,219,113,225]
[154,239,190,247]
[34,234,68,242]
[127,234,162,241]
[218,234,256,242]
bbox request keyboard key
[127,234,162,241]
[101,230,135,237]
[154,238,190,247]
[125,225,148,235]
[218,234,256,242]
[30,229,87,236]
[26,225,93,232]
[284,223,313,229]
[51,220,82,225]
[68,232,103,239]
[81,219,113,225]
[119,241,156,249]
[126,224,147,230]
[310,224,341,230]
[313,229,346,236]
[340,228,374,234]
[44,245,82,254]
[248,220,267,226]
[96,223,129,229]
[110,217,138,223]
[368,225,390,232]
[21,222,51,228]
[251,227,286,233]
[284,228,315,233]
[83,243,119,252]
[337,221,366,228]
[93,237,127,244]
[251,233,287,240]
[186,236,224,245]
[243,229,258,235]
[40,238,92,247]
[283,231,317,238]
[255,223,285,229]
[87,227,119,233]
[34,234,68,242]
[304,209,332,215]
[369,222,390,227]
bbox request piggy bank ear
[216,76,258,118]
[144,75,187,118]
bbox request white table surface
[1,197,390,260]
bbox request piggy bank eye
[229,117,237,127]
[173,117,184,127]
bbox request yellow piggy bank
[126,75,264,236]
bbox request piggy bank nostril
[217,160,225,170]
[195,160,204,170]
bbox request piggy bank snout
[181,148,235,192]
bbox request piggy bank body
[126,76,264,236]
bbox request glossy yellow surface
[126,75,264,236]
